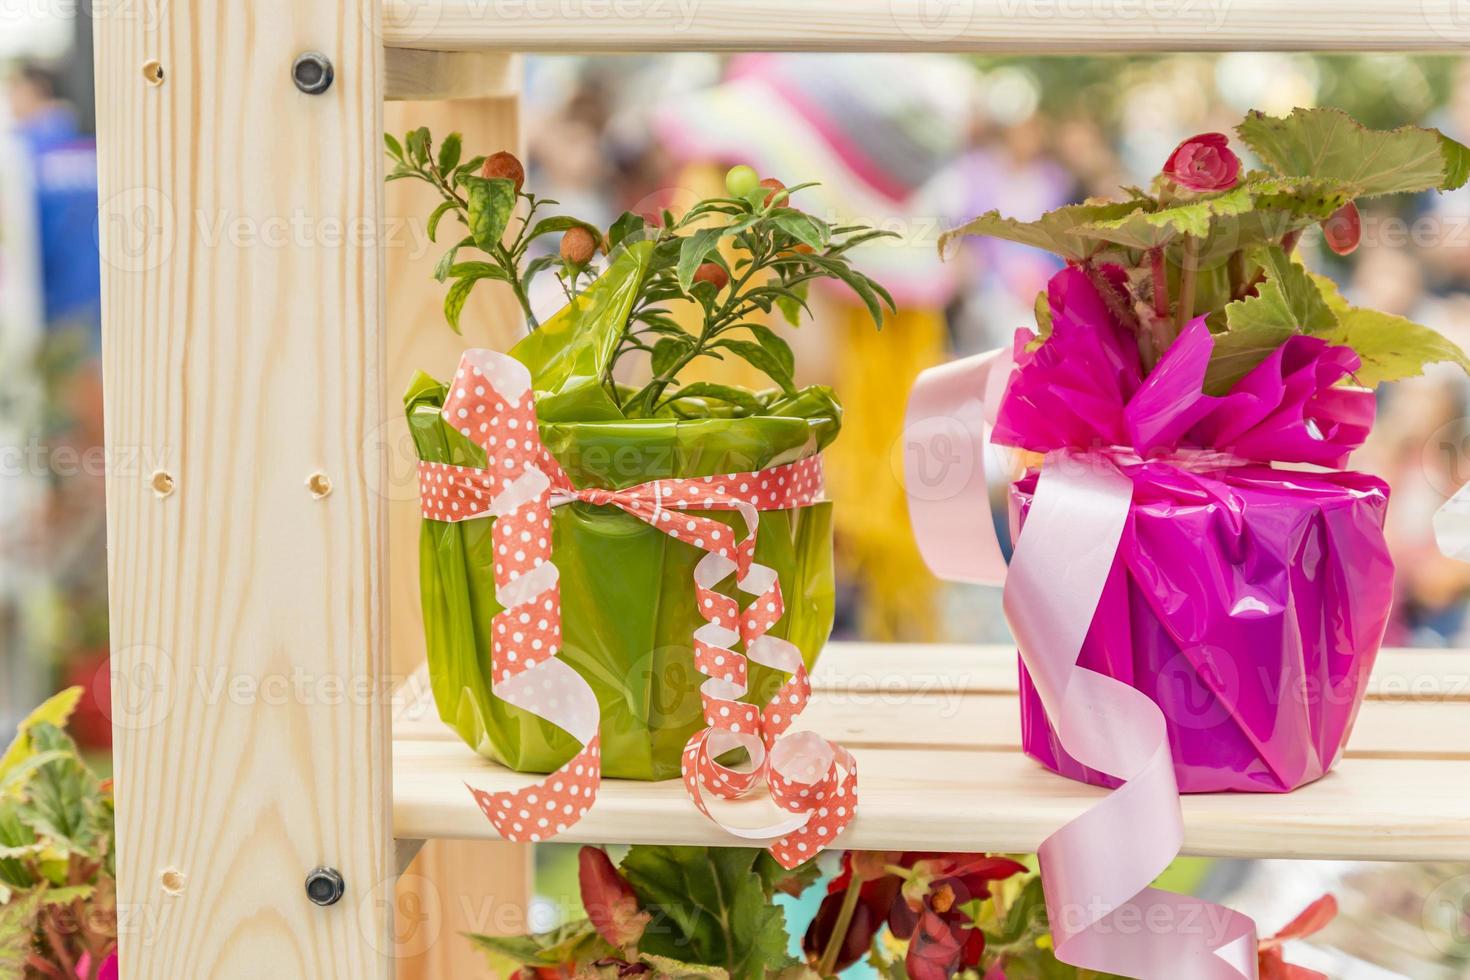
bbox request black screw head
[305,867,345,906]
[292,53,334,95]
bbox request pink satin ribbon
[426,348,856,869]
[904,350,1259,980]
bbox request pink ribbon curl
[904,350,1259,980]
[425,348,856,868]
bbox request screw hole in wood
[142,60,164,86]
[150,470,175,498]
[306,472,332,499]
[160,868,185,896]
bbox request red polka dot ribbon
[424,349,857,867]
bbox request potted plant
[937,107,1470,792]
[388,133,889,857]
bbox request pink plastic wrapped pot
[998,268,1394,793]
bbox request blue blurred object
[12,103,101,330]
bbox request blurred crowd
[511,51,1470,650]
[4,39,1470,977]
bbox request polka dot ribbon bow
[422,349,857,868]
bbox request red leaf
[905,909,964,980]
[578,847,650,948]
[1265,895,1338,946]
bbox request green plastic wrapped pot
[407,243,838,780]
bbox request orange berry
[760,177,787,206]
[692,262,729,290]
[481,151,525,193]
[560,226,598,265]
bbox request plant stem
[1077,260,1143,338]
[817,875,864,977]
[1228,249,1245,300]
[1149,247,1169,319]
[494,241,538,329]
[1173,235,1200,339]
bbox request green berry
[725,164,760,199]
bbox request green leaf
[1077,175,1348,254]
[661,383,765,417]
[0,887,43,976]
[983,876,1049,949]
[608,211,648,250]
[752,852,819,900]
[464,176,518,251]
[467,917,613,972]
[433,236,473,283]
[456,155,487,180]
[638,953,731,979]
[0,752,70,798]
[383,132,404,162]
[733,324,795,378]
[770,210,828,252]
[803,255,891,328]
[525,215,604,247]
[772,280,810,328]
[15,724,104,859]
[426,200,456,244]
[1238,106,1470,196]
[1228,246,1336,335]
[447,261,509,282]
[677,227,725,293]
[618,846,795,980]
[651,335,696,376]
[443,277,477,334]
[0,688,81,786]
[712,339,797,396]
[1309,273,1470,386]
[405,127,431,166]
[436,132,462,172]
[1029,290,1053,351]
[1203,246,1334,395]
[38,883,94,908]
[940,200,1148,262]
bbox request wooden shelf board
[393,643,1470,860]
[380,1,1470,53]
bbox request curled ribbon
[904,351,1259,980]
[425,348,856,868]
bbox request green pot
[407,244,839,780]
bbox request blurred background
[4,6,1470,977]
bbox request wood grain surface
[95,3,393,975]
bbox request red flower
[1258,894,1338,980]
[1163,133,1241,192]
[802,852,1027,977]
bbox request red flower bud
[560,226,599,266]
[693,262,729,290]
[1162,133,1241,192]
[1321,201,1362,256]
[481,151,526,193]
[578,846,650,949]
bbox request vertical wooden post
[93,2,393,976]
[383,66,537,980]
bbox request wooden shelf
[393,643,1470,860]
[379,1,1470,53]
